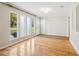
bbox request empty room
[0,2,79,56]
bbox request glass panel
[10,13,17,39]
[35,19,40,34]
[19,15,27,37]
[27,17,32,35]
[32,19,36,34]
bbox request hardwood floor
[0,35,78,56]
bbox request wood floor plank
[0,35,78,56]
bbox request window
[10,12,38,40]
[10,13,17,39]
[32,19,36,34]
[19,15,27,37]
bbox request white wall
[0,3,10,47]
[41,17,68,37]
[69,3,79,54]
[0,3,40,49]
[40,19,46,34]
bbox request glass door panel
[32,19,36,34]
[19,15,27,37]
[27,17,32,35]
[10,13,18,40]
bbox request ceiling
[8,2,74,18]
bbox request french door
[10,12,18,40]
[10,13,37,40]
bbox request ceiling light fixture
[60,5,64,8]
[40,8,52,14]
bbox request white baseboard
[40,34,68,38]
[0,34,39,50]
[70,39,79,55]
